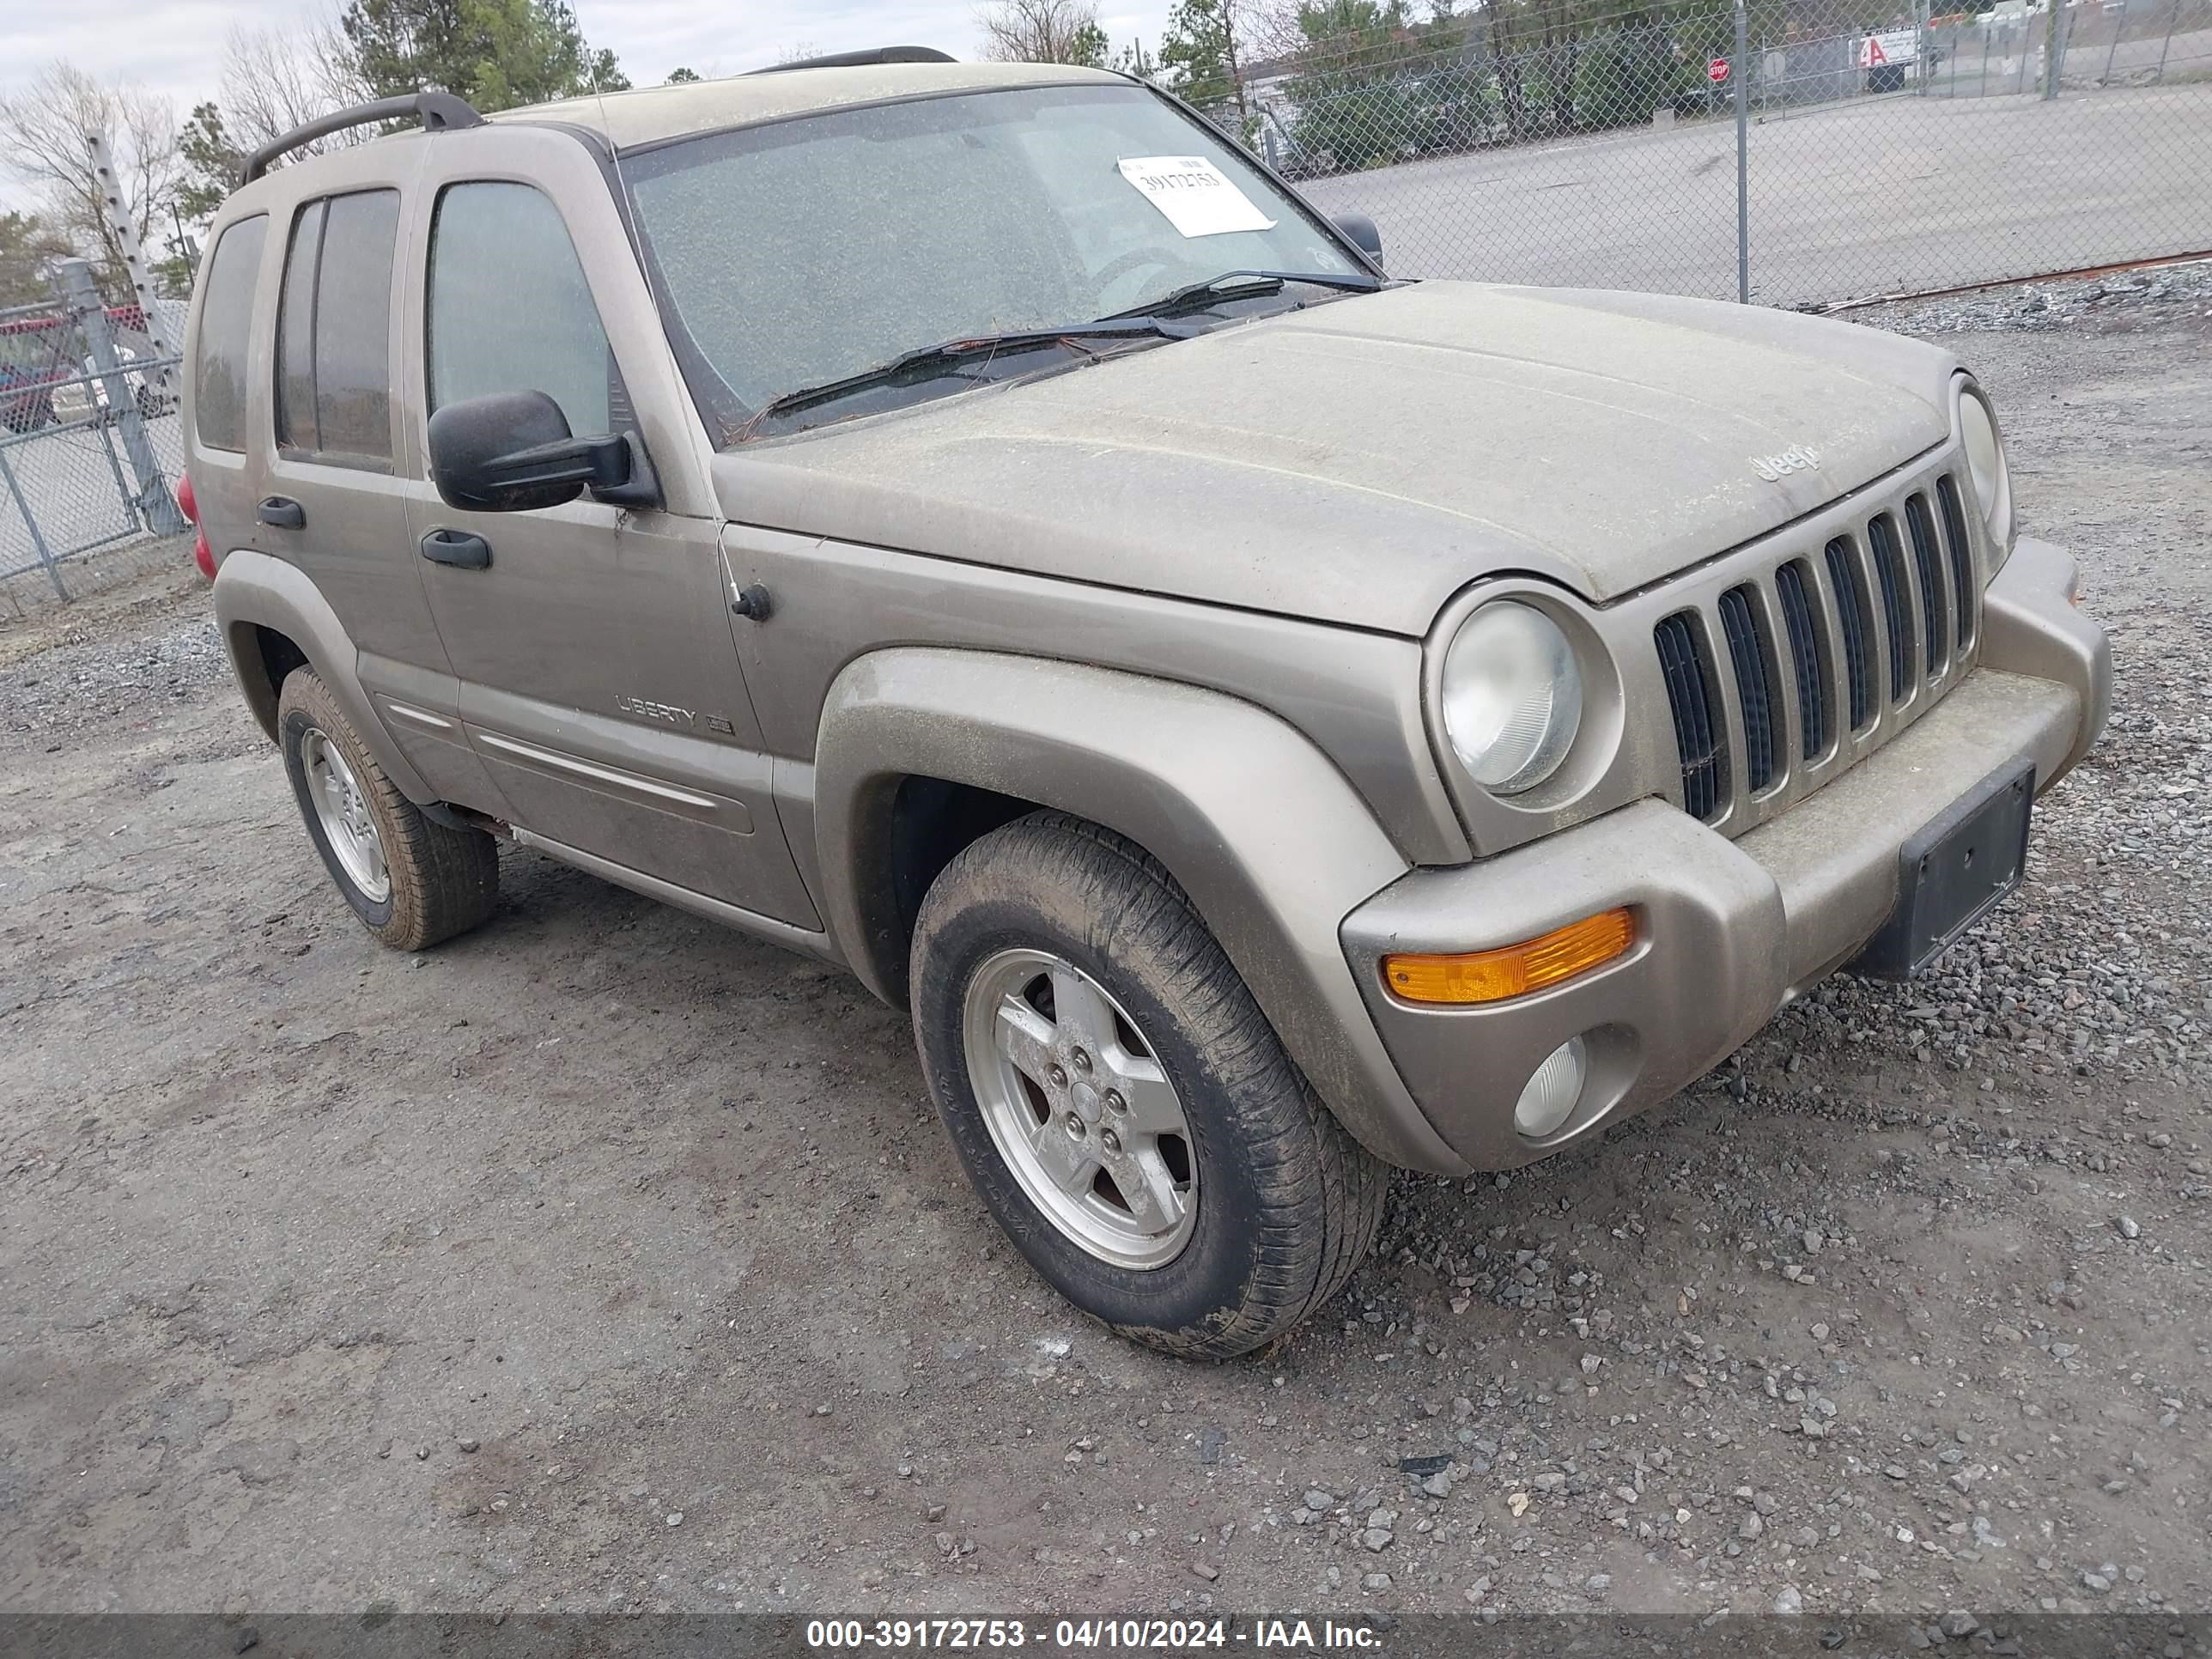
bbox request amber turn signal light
[1383,908,1636,1005]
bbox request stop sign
[1709,57,1731,82]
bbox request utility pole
[2042,0,2066,96]
[86,131,179,403]
[1224,0,1249,127]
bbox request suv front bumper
[1339,537,2110,1172]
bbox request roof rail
[240,91,484,185]
[747,46,956,76]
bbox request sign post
[1734,0,1750,304]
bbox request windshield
[618,83,1369,441]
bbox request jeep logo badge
[1751,445,1821,483]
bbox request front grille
[1717,585,1777,793]
[1652,466,1985,827]
[1654,611,1725,821]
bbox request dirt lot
[3,276,2209,1622]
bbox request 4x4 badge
[1751,445,1820,482]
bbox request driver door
[398,127,820,931]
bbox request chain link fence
[1245,0,2212,307]
[0,283,190,615]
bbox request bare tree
[975,0,1110,64]
[217,18,376,158]
[0,63,184,288]
[1237,0,1321,66]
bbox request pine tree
[338,0,629,111]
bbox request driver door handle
[420,527,491,569]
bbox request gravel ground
[2,276,2208,1623]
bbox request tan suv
[184,52,2110,1357]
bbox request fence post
[1735,0,1751,304]
[56,258,186,538]
[0,440,70,602]
[2043,0,2066,95]
[2155,0,2182,79]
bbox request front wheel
[277,668,499,951]
[911,812,1389,1358]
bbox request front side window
[621,83,1369,439]
[274,189,401,466]
[427,181,617,437]
[193,214,269,453]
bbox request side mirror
[427,389,633,514]
[1332,211,1384,261]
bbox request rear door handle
[420,527,491,569]
[256,495,305,529]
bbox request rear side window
[192,214,268,453]
[428,181,618,437]
[275,189,400,466]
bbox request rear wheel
[277,669,498,951]
[911,812,1389,1358]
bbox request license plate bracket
[1850,758,2034,980]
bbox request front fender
[211,550,434,805]
[812,647,1465,1174]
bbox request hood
[713,281,1957,636]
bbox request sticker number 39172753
[1115,155,1278,239]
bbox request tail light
[178,472,216,581]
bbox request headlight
[1440,601,1583,794]
[1959,387,2013,553]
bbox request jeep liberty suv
[185,51,2111,1358]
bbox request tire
[911,811,1389,1358]
[276,668,498,951]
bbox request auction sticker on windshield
[1115,156,1276,238]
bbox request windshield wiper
[1099,269,1382,322]
[754,320,1194,426]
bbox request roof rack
[747,46,957,76]
[240,91,484,185]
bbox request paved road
[1300,80,2212,304]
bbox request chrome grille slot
[1824,535,1874,733]
[1867,512,1914,703]
[1775,559,1829,763]
[1655,611,1727,821]
[1936,473,1977,652]
[1717,585,1778,794]
[1905,492,1949,678]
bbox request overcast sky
[1,1,1179,106]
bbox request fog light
[1513,1036,1589,1139]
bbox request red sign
[1708,57,1731,82]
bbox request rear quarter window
[193,214,269,453]
[276,189,401,466]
